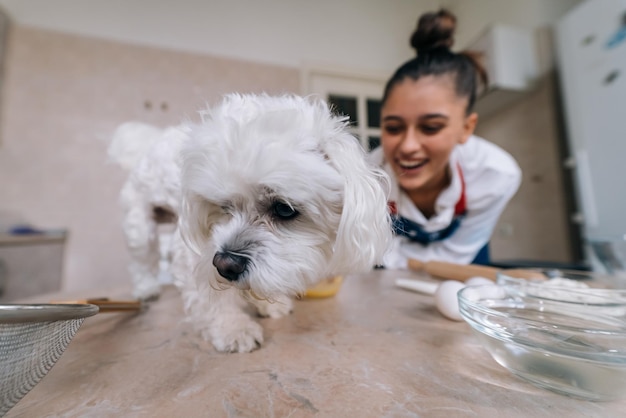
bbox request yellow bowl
[304,276,343,298]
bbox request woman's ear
[460,112,478,144]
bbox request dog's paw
[206,318,264,353]
[254,296,294,319]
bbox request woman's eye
[421,125,443,135]
[272,202,299,220]
[383,125,403,135]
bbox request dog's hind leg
[122,202,162,300]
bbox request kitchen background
[0,0,620,296]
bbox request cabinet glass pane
[328,95,358,125]
[368,136,380,151]
[367,99,382,128]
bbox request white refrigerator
[556,0,626,271]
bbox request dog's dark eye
[219,201,234,214]
[272,202,299,220]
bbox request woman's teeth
[398,160,427,170]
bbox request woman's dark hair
[382,9,488,114]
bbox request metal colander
[0,304,98,416]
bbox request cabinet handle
[581,34,595,46]
[604,70,620,85]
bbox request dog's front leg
[182,285,264,353]
[248,294,294,319]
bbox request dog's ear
[178,192,216,256]
[320,132,392,275]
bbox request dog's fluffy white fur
[109,94,391,352]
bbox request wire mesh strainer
[0,304,98,416]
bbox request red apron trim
[454,163,466,216]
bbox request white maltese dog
[109,94,391,352]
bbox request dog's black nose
[212,251,249,281]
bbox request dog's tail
[107,122,164,170]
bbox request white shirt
[370,135,521,269]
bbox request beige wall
[477,75,573,262]
[0,0,438,74]
[0,26,300,292]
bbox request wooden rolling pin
[407,259,546,282]
[53,298,145,313]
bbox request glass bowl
[497,269,626,290]
[458,283,626,401]
[497,270,626,309]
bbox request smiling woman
[370,8,521,269]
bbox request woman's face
[381,75,477,193]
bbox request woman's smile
[396,158,429,175]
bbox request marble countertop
[7,269,625,417]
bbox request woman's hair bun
[410,9,457,54]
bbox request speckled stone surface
[7,269,625,417]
